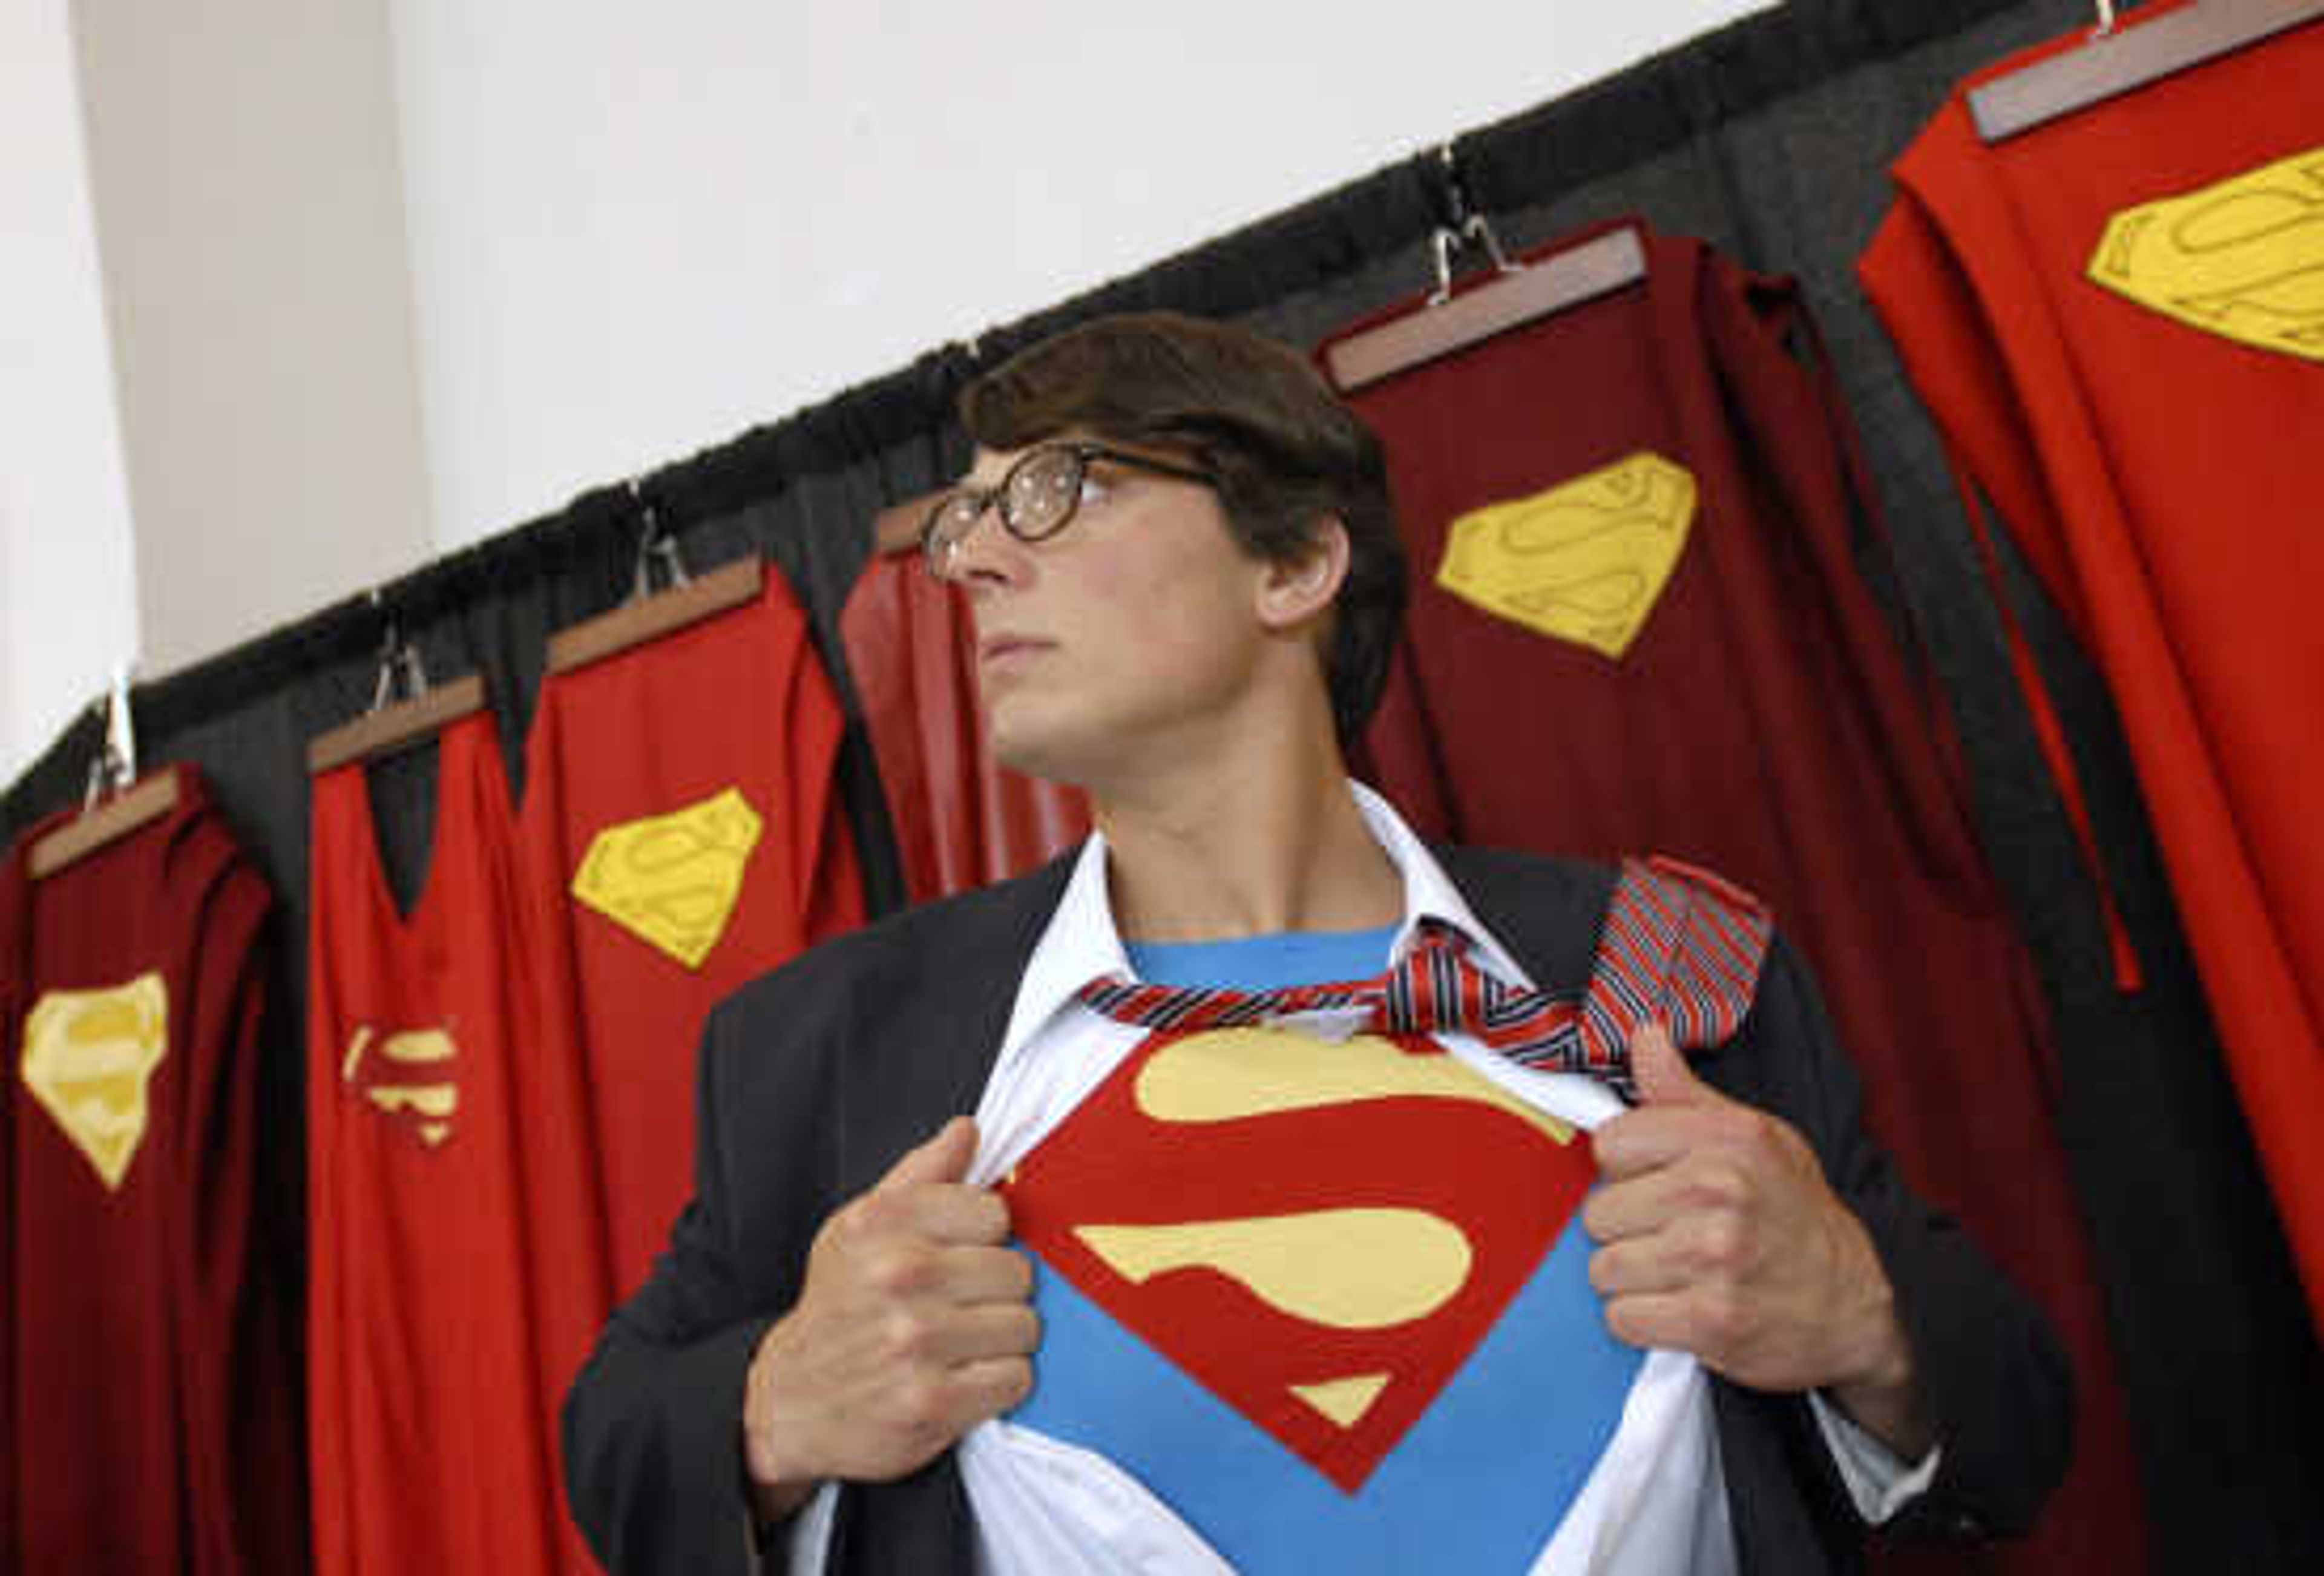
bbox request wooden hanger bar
[306,674,487,776]
[28,770,183,880]
[1323,225,1647,393]
[1969,0,2324,142]
[547,554,764,675]
[873,496,938,556]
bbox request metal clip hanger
[1426,143,1523,307]
[306,590,486,776]
[545,476,763,676]
[31,664,182,879]
[628,477,692,603]
[367,598,432,714]
[81,660,138,808]
[1324,149,1647,394]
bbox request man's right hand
[741,1116,1038,1522]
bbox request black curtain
[7,2,2319,1568]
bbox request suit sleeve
[562,991,827,1576]
[1709,933,2074,1548]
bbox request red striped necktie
[1077,855,1773,1103]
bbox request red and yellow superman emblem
[341,1023,461,1149]
[1004,1025,1592,1491]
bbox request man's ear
[1256,517,1352,632]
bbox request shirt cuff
[1808,1390,1942,1525]
[784,1482,841,1574]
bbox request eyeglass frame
[920,440,1222,579]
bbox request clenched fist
[1584,1022,1930,1456]
[742,1117,1040,1522]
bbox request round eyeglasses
[921,441,1219,580]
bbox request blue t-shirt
[1011,922,1641,1572]
[1122,924,1398,991]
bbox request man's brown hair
[959,311,1406,746]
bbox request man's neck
[1091,738,1403,943]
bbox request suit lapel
[1435,845,1612,994]
[832,852,1080,1576]
[832,850,1080,1201]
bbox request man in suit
[562,312,2069,1573]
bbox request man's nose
[942,502,1031,588]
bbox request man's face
[941,439,1274,788]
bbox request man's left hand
[1583,1021,1932,1457]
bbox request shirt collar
[996,780,1538,1064]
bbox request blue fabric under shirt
[1121,924,1398,991]
[1016,917,1641,1572]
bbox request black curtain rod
[12,0,2027,798]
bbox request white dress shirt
[786,784,1930,1573]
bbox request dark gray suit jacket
[563,847,2070,1575]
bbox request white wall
[1,0,139,787]
[4,0,1771,789]
[391,0,1775,553]
[73,0,436,677]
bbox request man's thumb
[1627,1020,1717,1107]
[876,1115,980,1192]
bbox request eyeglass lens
[927,447,1089,571]
[1002,448,1082,539]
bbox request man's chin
[985,715,1092,791]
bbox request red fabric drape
[1860,2,2324,1326]
[842,551,1089,902]
[1330,220,2148,1574]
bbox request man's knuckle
[1730,1108,1783,1154]
[844,1192,895,1235]
[1604,1298,1644,1345]
[1698,1287,1747,1345]
[893,1375,947,1433]
[864,1244,930,1296]
[1696,1214,1745,1269]
[878,1305,932,1361]
[904,1312,944,1361]
[1696,1158,1752,1211]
